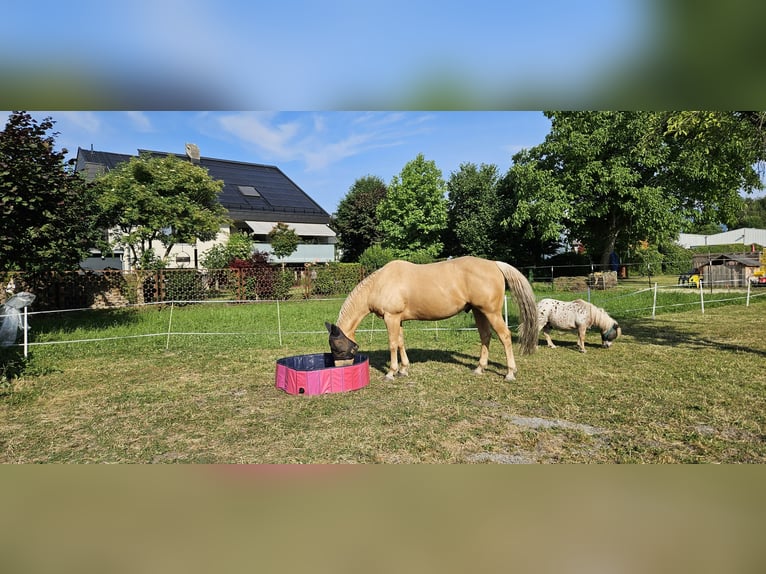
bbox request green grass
[2,277,765,463]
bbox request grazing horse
[537,298,621,353]
[326,256,538,381]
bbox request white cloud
[125,111,153,132]
[56,111,102,134]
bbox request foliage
[333,175,387,262]
[267,222,300,261]
[658,242,694,275]
[0,112,105,273]
[357,244,395,273]
[630,244,664,277]
[377,153,448,259]
[93,152,229,268]
[508,111,765,268]
[443,162,502,258]
[162,269,208,304]
[312,263,363,295]
[200,231,254,269]
[231,251,292,300]
[733,196,766,229]
[405,250,435,264]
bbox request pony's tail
[495,261,538,355]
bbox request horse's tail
[495,261,538,355]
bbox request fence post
[652,282,658,319]
[276,298,283,346]
[23,305,29,358]
[699,278,705,314]
[746,281,751,307]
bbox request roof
[75,147,331,224]
[694,253,761,267]
[678,228,766,248]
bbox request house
[75,145,337,270]
[692,252,763,288]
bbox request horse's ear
[326,322,344,337]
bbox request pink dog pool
[275,353,370,395]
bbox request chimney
[185,143,201,164]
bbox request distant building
[677,227,766,249]
[76,146,336,270]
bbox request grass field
[2,276,765,463]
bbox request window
[238,185,261,197]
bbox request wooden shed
[694,253,762,288]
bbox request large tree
[93,153,229,268]
[377,153,448,259]
[0,112,104,273]
[508,111,764,267]
[333,175,387,262]
[443,162,501,259]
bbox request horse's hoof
[473,367,484,375]
[385,372,396,381]
[504,372,516,382]
[397,368,409,377]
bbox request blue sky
[27,110,554,215]
[3,1,651,109]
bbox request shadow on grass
[29,307,143,336]
[363,348,509,378]
[621,317,766,358]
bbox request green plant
[358,244,394,273]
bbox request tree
[268,222,300,262]
[443,162,501,258]
[0,112,104,272]
[199,231,254,269]
[93,153,228,268]
[733,196,766,229]
[377,153,448,259]
[333,175,387,262]
[508,111,764,267]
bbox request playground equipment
[751,249,766,286]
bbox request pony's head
[601,322,622,348]
[325,322,358,360]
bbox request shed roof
[704,253,761,267]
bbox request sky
[26,110,554,215]
[3,0,651,109]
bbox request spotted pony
[537,298,621,353]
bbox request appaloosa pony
[326,256,538,381]
[536,298,621,353]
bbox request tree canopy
[376,153,448,259]
[268,222,300,261]
[443,162,501,259]
[507,111,765,266]
[93,153,228,268]
[0,111,104,273]
[333,175,387,262]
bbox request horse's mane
[588,303,616,332]
[337,269,379,329]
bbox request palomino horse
[326,256,538,381]
[537,298,621,353]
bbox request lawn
[1,278,765,463]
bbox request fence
[0,265,366,310]
[4,273,766,360]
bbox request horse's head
[326,322,358,360]
[601,322,622,348]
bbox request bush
[162,269,207,303]
[405,250,435,264]
[358,244,394,273]
[313,263,363,295]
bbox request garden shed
[695,253,761,288]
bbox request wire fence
[4,276,766,358]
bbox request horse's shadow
[362,348,494,377]
[620,317,766,358]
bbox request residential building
[75,145,337,270]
